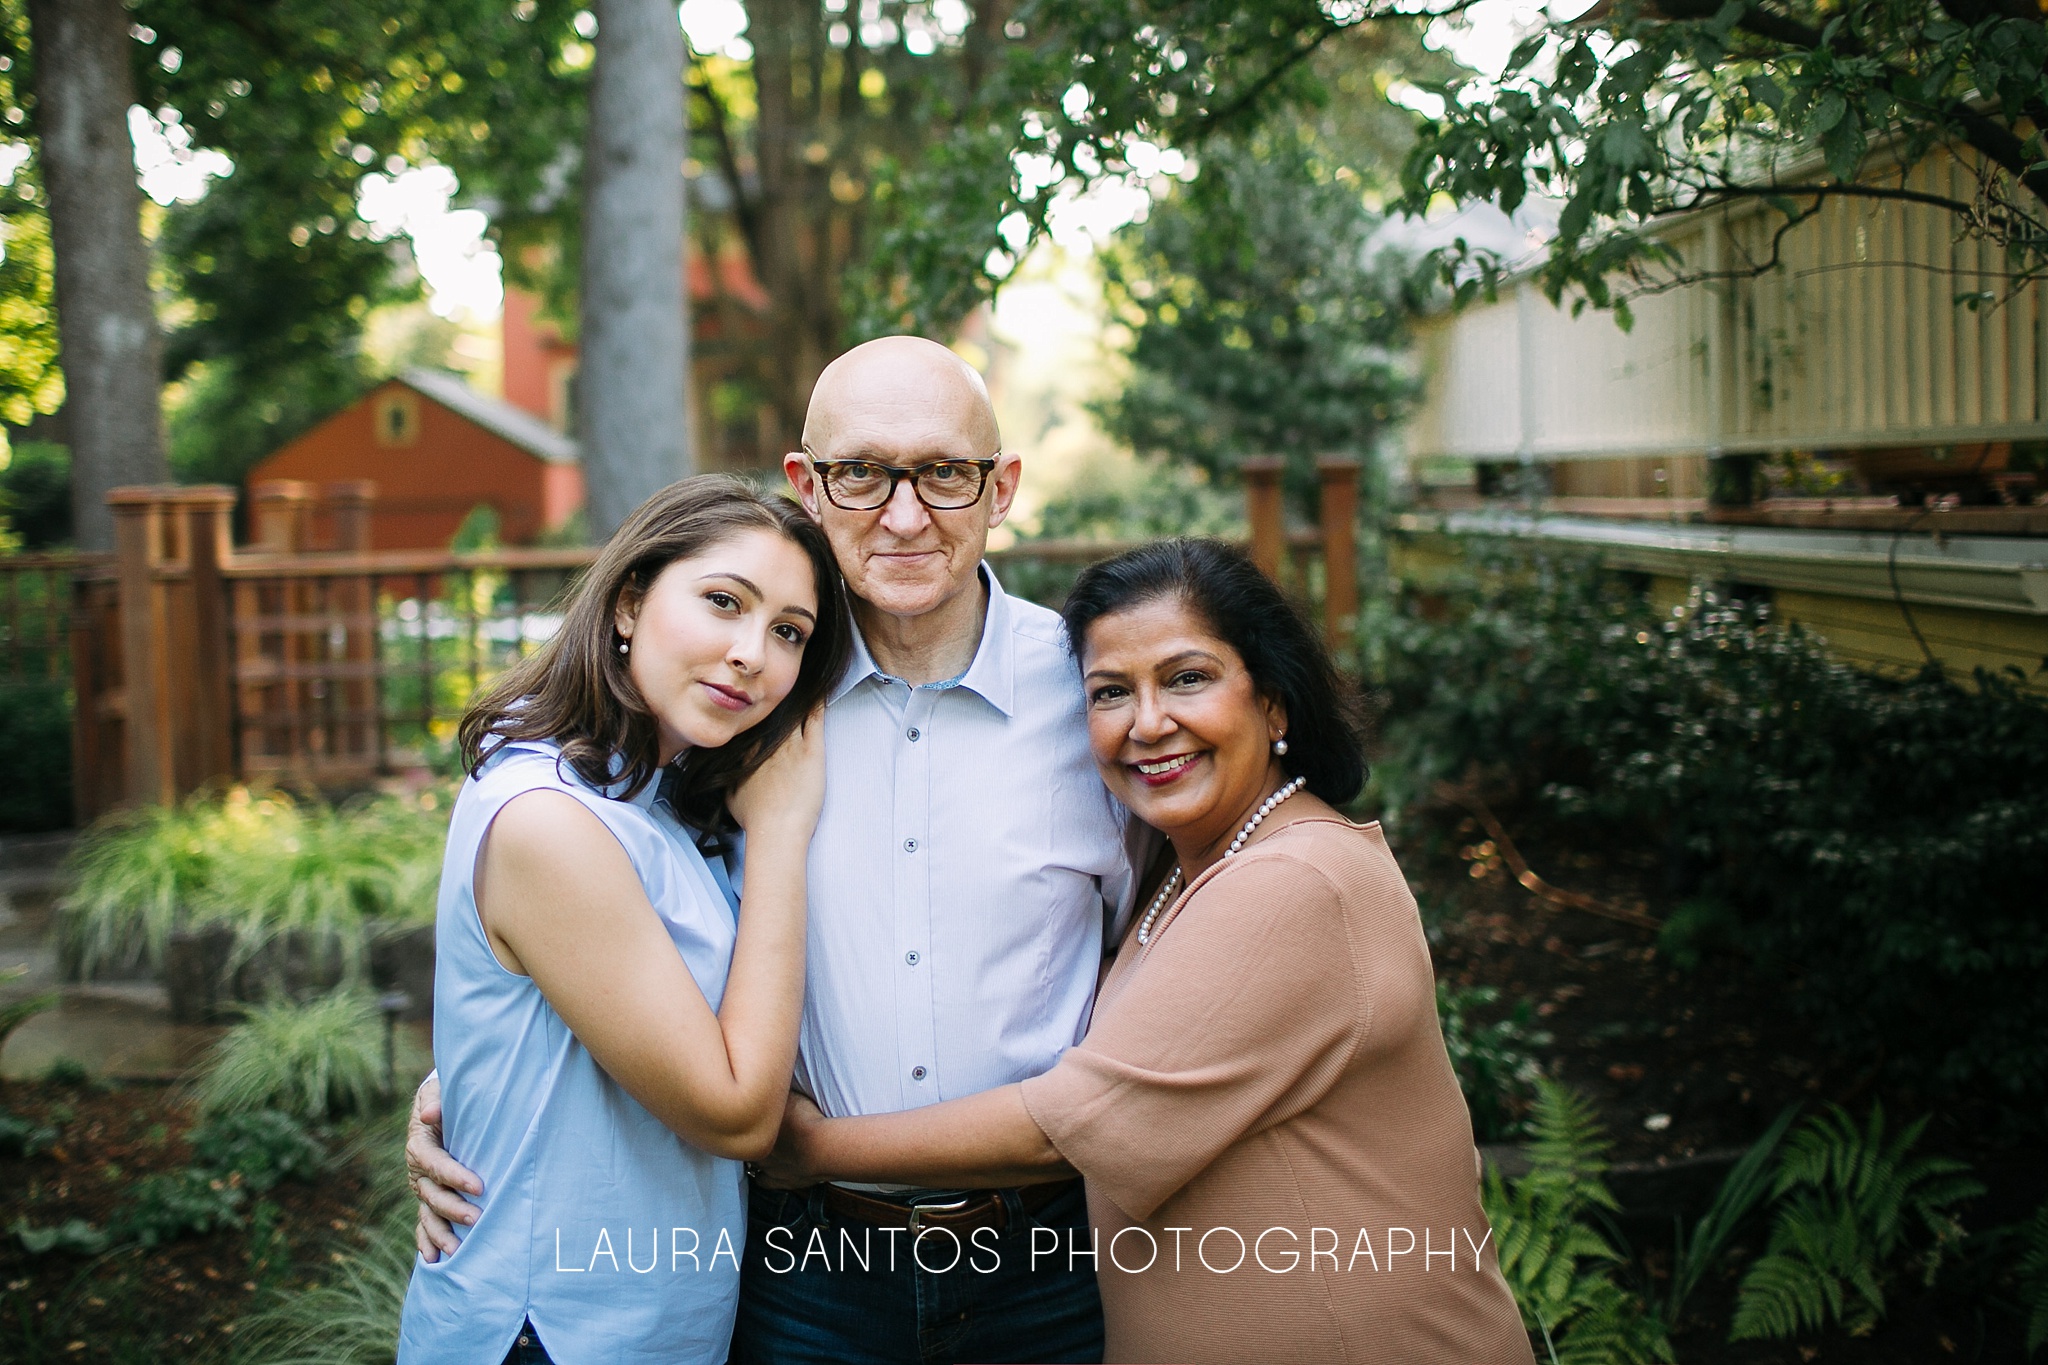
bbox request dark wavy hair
[458,474,849,833]
[1060,538,1367,804]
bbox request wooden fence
[0,458,1360,822]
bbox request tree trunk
[578,0,691,538]
[27,0,168,553]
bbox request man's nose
[876,475,932,538]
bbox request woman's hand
[728,706,825,839]
[756,1090,828,1189]
[406,1074,484,1260]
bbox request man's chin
[852,567,965,621]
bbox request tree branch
[690,64,763,269]
[1168,19,1342,142]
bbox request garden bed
[1398,802,2044,1363]
[0,1078,393,1362]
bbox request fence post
[107,488,177,808]
[1242,456,1285,581]
[251,479,316,552]
[1318,456,1361,650]
[170,486,238,788]
[327,480,379,764]
[327,480,378,552]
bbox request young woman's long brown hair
[458,475,849,833]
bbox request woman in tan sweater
[763,539,1534,1365]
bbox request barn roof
[400,367,579,465]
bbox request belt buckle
[905,1195,971,1233]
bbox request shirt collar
[827,563,1016,717]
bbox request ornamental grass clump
[61,786,446,985]
[192,990,390,1123]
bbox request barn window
[374,391,420,446]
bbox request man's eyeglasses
[807,454,999,511]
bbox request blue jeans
[499,1319,556,1365]
[729,1183,1105,1365]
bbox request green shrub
[1730,1103,1982,1341]
[193,990,390,1123]
[1437,981,1551,1141]
[188,1109,328,1192]
[1362,543,2048,1108]
[231,1171,415,1365]
[0,1108,58,1157]
[0,441,73,548]
[40,1056,89,1086]
[8,1217,109,1257]
[109,1168,247,1247]
[1483,1081,1672,1364]
[62,786,444,982]
[0,679,73,833]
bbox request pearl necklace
[1135,776,1309,946]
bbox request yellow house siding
[1771,589,2048,689]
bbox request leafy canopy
[1396,0,2048,317]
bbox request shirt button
[907,727,921,742]
[911,1066,928,1081]
[905,950,920,966]
[904,838,918,853]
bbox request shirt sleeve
[1020,849,1366,1221]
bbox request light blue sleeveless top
[397,740,746,1365]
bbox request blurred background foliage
[1355,543,2048,1122]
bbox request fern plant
[2017,1200,2048,1357]
[1663,1104,1802,1328]
[1731,1102,1983,1341]
[1482,1081,1673,1365]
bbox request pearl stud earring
[1273,736,1289,756]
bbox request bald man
[410,338,1137,1364]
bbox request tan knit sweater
[1021,817,1535,1365]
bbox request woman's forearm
[706,820,811,1154]
[798,1085,1075,1188]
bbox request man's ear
[986,451,1023,530]
[784,452,823,521]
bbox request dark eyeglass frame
[805,452,1000,511]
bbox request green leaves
[1093,125,1413,516]
[1482,1082,1674,1364]
[1436,982,1552,1142]
[1360,545,2048,1109]
[2018,1202,2048,1356]
[1730,1103,1983,1340]
[62,786,446,985]
[1396,0,2048,321]
[193,989,396,1123]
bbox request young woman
[762,539,1534,1364]
[397,476,849,1365]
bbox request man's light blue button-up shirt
[793,566,1139,1119]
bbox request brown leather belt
[817,1179,1079,1235]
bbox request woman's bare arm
[478,787,808,1161]
[763,1087,1074,1190]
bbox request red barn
[246,369,583,550]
